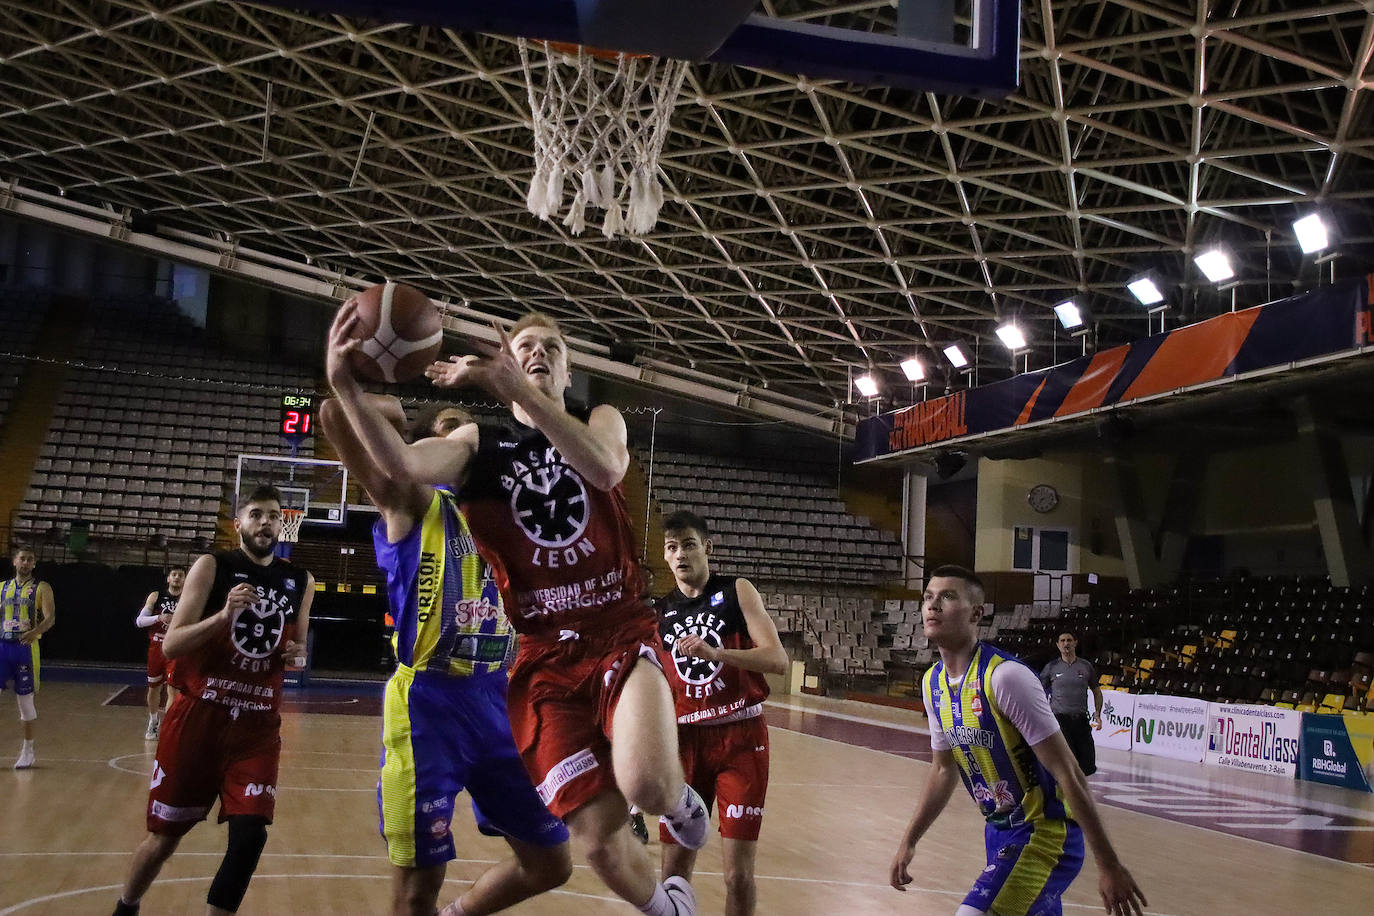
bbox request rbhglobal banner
[1204,703,1302,778]
[1131,695,1208,761]
[1298,713,1374,793]
[1093,692,1135,751]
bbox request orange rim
[540,39,651,61]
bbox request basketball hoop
[518,38,689,238]
[280,508,306,544]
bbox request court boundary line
[0,859,1193,916]
[767,698,1374,872]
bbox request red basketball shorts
[146,640,169,686]
[659,714,770,843]
[506,616,664,820]
[147,695,282,836]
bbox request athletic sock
[437,899,467,916]
[664,783,693,819]
[637,884,674,916]
[112,897,140,916]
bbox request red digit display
[279,394,316,438]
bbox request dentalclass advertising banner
[1298,714,1374,792]
[855,275,1374,462]
[1093,692,1136,751]
[1131,695,1209,761]
[1204,703,1302,778]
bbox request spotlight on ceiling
[943,345,969,368]
[854,374,879,398]
[995,322,1027,351]
[1194,248,1234,283]
[1053,300,1083,329]
[900,358,925,382]
[1293,213,1329,254]
[1128,275,1165,306]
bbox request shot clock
[279,393,315,439]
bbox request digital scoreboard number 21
[280,393,315,438]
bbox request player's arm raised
[889,747,959,891]
[326,300,476,489]
[676,578,788,676]
[427,326,628,490]
[163,554,252,660]
[319,395,432,523]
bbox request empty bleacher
[14,295,315,545]
[643,448,905,586]
[0,287,48,428]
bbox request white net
[279,508,306,544]
[518,39,689,238]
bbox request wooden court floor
[1,680,1371,914]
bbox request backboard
[268,0,1021,98]
[234,454,349,528]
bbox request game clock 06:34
[280,393,315,438]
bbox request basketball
[346,282,444,384]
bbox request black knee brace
[206,815,269,912]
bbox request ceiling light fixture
[1194,248,1234,283]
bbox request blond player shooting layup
[321,340,572,916]
[328,301,705,916]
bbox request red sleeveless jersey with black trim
[178,550,308,717]
[655,575,770,724]
[457,408,654,642]
[149,589,179,644]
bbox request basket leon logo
[504,450,594,568]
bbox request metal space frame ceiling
[0,0,1370,420]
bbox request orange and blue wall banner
[857,276,1374,461]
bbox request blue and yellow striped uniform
[373,488,565,868]
[377,487,512,677]
[925,643,1084,916]
[0,578,41,695]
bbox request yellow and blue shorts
[0,640,37,695]
[377,665,568,868]
[964,818,1084,916]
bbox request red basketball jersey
[177,550,308,718]
[458,410,655,643]
[655,575,770,725]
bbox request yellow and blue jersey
[0,578,40,641]
[924,642,1070,827]
[373,487,512,677]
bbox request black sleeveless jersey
[179,549,308,717]
[655,574,770,724]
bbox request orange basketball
[346,282,444,384]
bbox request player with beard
[135,567,186,740]
[328,302,705,916]
[1,545,55,769]
[654,511,787,916]
[111,486,314,916]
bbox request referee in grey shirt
[1039,631,1103,776]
